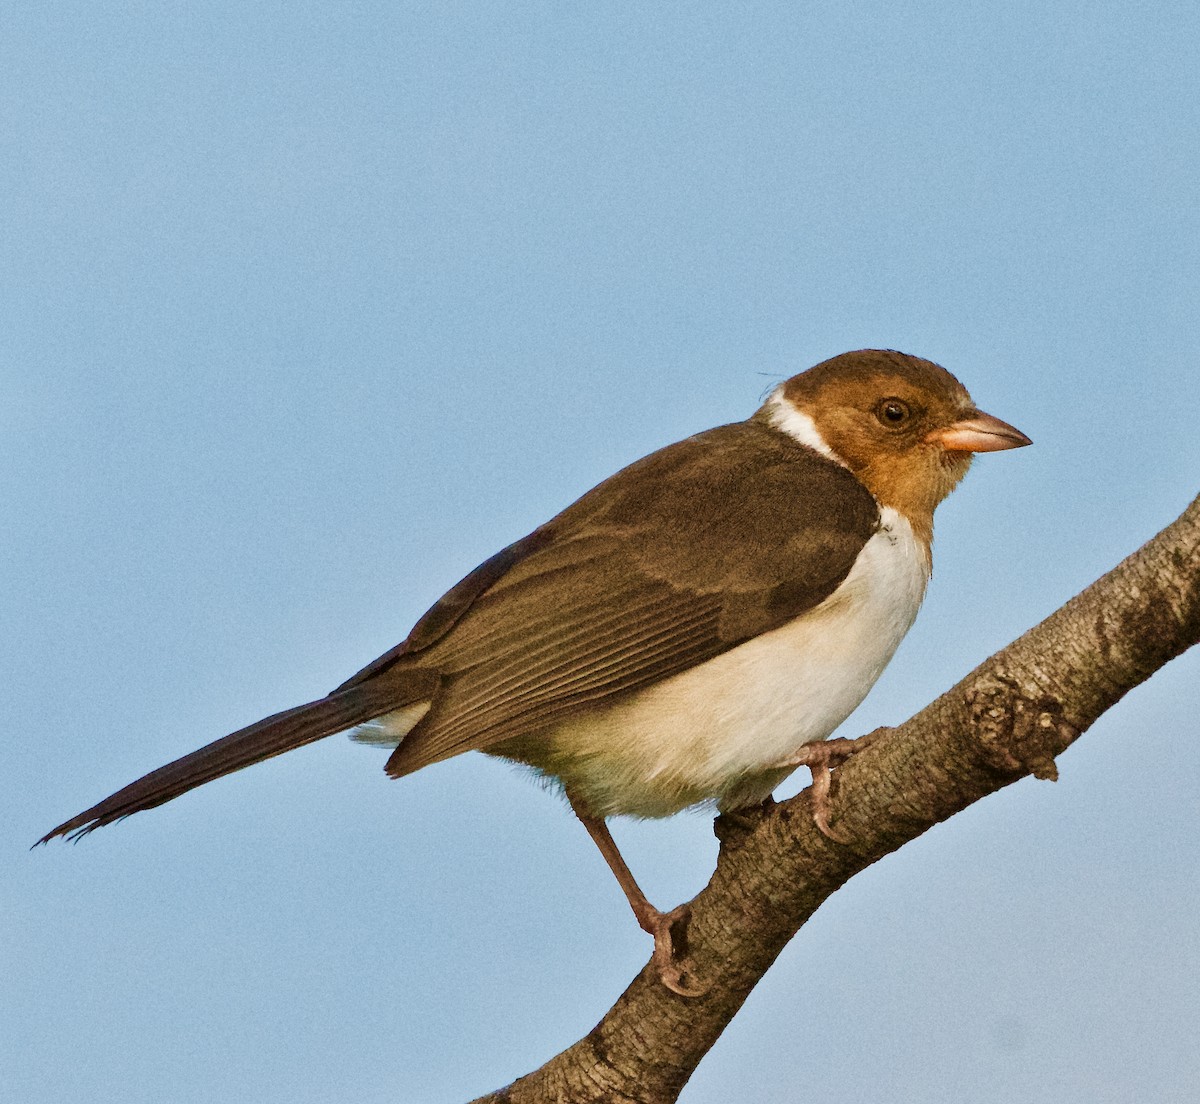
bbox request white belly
[536,508,930,817]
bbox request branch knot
[965,676,1078,782]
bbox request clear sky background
[5,4,1199,1102]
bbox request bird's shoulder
[552,419,881,590]
[337,419,879,690]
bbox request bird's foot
[643,902,707,997]
[780,732,880,843]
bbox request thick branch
[472,493,1200,1104]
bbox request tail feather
[39,681,412,844]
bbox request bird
[41,348,1030,995]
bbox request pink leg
[568,793,705,997]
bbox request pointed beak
[926,410,1032,453]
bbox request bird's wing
[329,527,557,691]
[384,420,879,776]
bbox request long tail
[38,677,428,844]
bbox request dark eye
[876,398,911,427]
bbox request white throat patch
[765,391,847,466]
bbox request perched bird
[41,349,1029,994]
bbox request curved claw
[650,903,708,997]
[810,796,853,844]
[780,732,881,843]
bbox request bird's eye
[876,399,911,427]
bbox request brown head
[762,349,1030,544]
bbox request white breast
[540,507,930,817]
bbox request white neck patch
[765,390,847,467]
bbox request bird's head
[763,349,1030,539]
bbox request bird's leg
[778,732,881,843]
[567,793,704,997]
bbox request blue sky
[5,4,1198,1102]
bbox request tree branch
[471,493,1200,1104]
